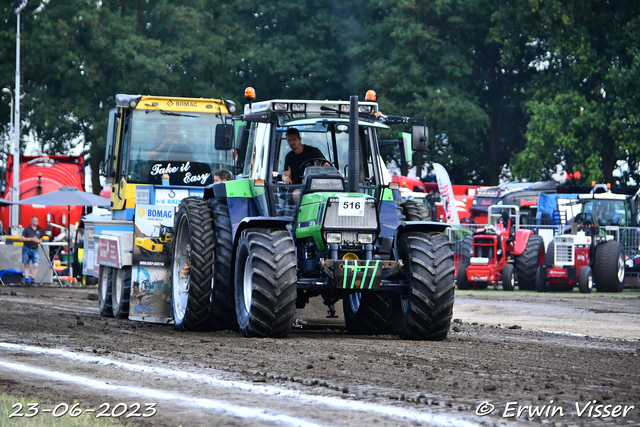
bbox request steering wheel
[298,157,327,176]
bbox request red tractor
[457,205,545,291]
[537,191,626,293]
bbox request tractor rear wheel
[502,264,515,291]
[234,228,297,338]
[208,199,237,331]
[401,200,429,221]
[578,266,593,294]
[456,261,471,290]
[344,292,395,335]
[171,197,214,331]
[112,267,132,319]
[461,236,473,264]
[516,235,544,290]
[594,241,625,292]
[545,241,555,265]
[98,266,113,317]
[395,232,455,340]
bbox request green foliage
[0,0,639,189]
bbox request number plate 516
[338,198,364,217]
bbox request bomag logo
[176,101,197,107]
[137,207,146,218]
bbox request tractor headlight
[358,233,374,244]
[273,102,288,111]
[326,233,342,244]
[310,178,345,191]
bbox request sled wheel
[112,267,132,319]
[171,197,214,331]
[98,266,113,317]
[208,198,237,331]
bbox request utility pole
[11,0,27,235]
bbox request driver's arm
[283,169,292,184]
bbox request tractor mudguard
[396,221,450,238]
[513,228,533,255]
[232,216,294,245]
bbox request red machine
[0,155,85,236]
[457,205,545,290]
[391,175,477,222]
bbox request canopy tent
[18,186,110,278]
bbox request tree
[511,0,640,186]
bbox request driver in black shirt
[283,128,329,204]
[283,128,328,184]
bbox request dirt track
[0,285,639,426]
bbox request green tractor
[170,90,455,340]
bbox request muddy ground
[0,285,639,427]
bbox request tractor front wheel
[578,266,593,294]
[456,261,471,290]
[234,228,297,338]
[395,232,455,340]
[535,267,548,292]
[502,264,515,291]
[171,197,214,331]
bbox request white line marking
[0,342,479,426]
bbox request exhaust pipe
[348,95,360,193]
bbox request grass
[0,393,125,427]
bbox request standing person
[214,169,233,183]
[20,216,44,285]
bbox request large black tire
[396,205,406,223]
[593,241,625,292]
[535,266,548,292]
[112,267,132,319]
[98,266,113,317]
[401,200,429,221]
[460,236,473,264]
[171,197,214,331]
[578,266,593,294]
[343,292,395,335]
[545,241,555,265]
[234,228,297,338]
[208,199,237,331]
[456,261,471,290]
[394,232,455,340]
[502,263,515,291]
[516,235,544,290]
